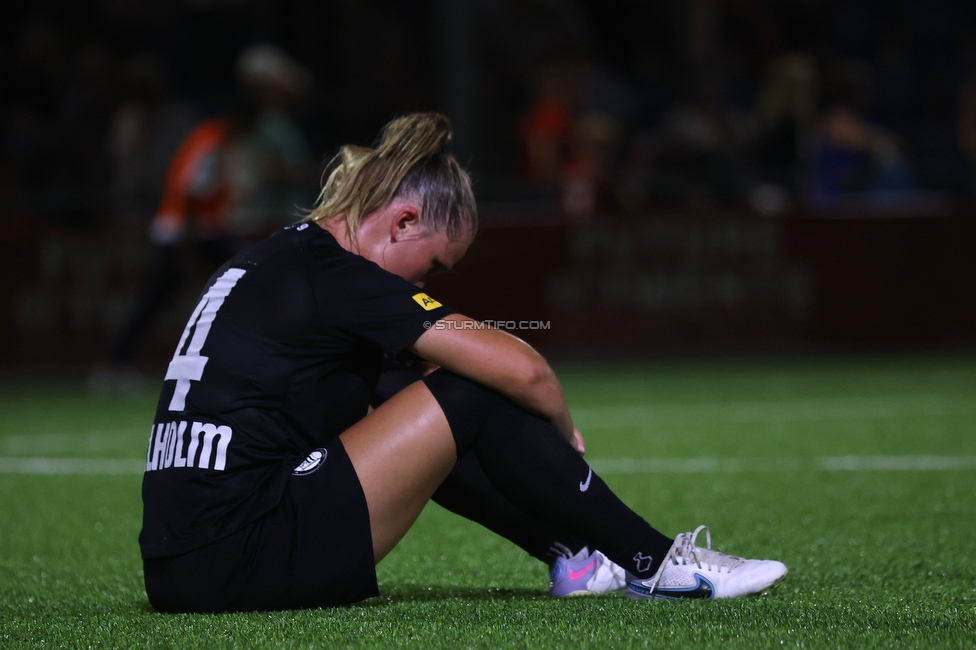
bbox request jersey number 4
[165,268,246,411]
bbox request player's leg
[376,363,628,595]
[433,453,587,564]
[346,369,785,597]
[375,360,589,565]
[434,454,629,597]
[419,370,675,581]
[420,370,788,599]
[341,375,673,580]
[339,381,457,561]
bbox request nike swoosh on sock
[579,467,593,491]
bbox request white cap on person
[235,44,311,98]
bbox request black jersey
[139,223,454,559]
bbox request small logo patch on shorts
[293,448,328,476]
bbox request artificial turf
[1,354,974,648]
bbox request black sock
[433,452,588,565]
[375,360,587,565]
[424,370,674,579]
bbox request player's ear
[390,203,424,242]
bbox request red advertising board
[2,207,974,369]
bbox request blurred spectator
[808,61,914,208]
[749,52,819,214]
[143,43,316,252]
[518,51,631,221]
[518,54,584,187]
[90,45,315,394]
[561,111,623,220]
[233,44,317,233]
[91,100,258,395]
[650,80,742,202]
[4,0,974,228]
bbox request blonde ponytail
[307,113,477,241]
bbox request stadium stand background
[1,0,975,370]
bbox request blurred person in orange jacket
[91,45,314,395]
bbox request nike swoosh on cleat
[652,574,714,600]
[579,468,593,492]
[568,560,596,581]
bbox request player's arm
[408,314,577,448]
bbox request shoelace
[667,525,745,574]
[550,542,574,561]
[550,542,592,563]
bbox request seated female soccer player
[140,113,787,612]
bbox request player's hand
[573,429,586,456]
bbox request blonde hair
[307,112,477,241]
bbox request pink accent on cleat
[550,548,628,597]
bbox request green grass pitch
[1,354,975,648]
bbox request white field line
[572,395,963,429]
[589,456,976,474]
[2,393,963,455]
[1,455,974,475]
[0,457,145,475]
[0,428,146,455]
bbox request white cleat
[628,525,788,599]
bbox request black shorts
[144,437,377,612]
